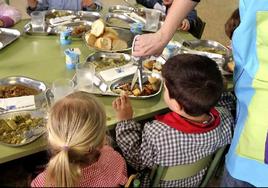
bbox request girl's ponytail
[45,92,106,187]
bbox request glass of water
[75,63,95,92]
[145,9,160,32]
[52,78,74,102]
[31,11,45,32]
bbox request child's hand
[82,0,94,7]
[112,94,133,121]
[178,19,190,31]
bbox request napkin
[0,96,36,113]
[99,64,137,82]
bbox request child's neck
[179,112,212,124]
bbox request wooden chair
[150,145,227,187]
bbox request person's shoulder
[31,171,46,187]
[215,107,234,129]
[101,145,126,163]
[216,107,233,119]
[144,120,171,135]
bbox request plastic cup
[145,9,160,32]
[31,11,45,32]
[75,63,95,92]
[60,29,72,45]
[52,78,74,102]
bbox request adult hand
[112,94,133,121]
[82,0,94,7]
[132,31,166,57]
[179,19,190,31]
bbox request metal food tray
[0,76,48,109]
[182,40,230,56]
[0,28,21,50]
[24,10,101,36]
[84,27,135,52]
[107,5,165,32]
[105,12,163,33]
[109,5,165,20]
[109,72,163,99]
[177,40,232,75]
[0,110,46,147]
[73,52,163,99]
[24,20,93,37]
[86,52,133,71]
[45,10,101,22]
[74,72,163,99]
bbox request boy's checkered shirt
[115,93,235,187]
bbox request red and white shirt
[31,146,128,187]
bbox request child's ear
[170,98,183,113]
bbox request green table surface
[0,0,194,164]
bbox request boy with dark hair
[112,54,235,187]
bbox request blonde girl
[31,91,127,187]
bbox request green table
[0,1,194,164]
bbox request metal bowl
[0,76,48,109]
[76,11,101,21]
[0,110,47,147]
[110,72,163,99]
[109,5,165,20]
[86,51,133,72]
[0,76,46,94]
[84,27,135,52]
[182,40,231,60]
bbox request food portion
[85,19,128,51]
[0,114,44,145]
[0,84,41,98]
[71,25,88,36]
[90,55,129,72]
[192,46,226,56]
[143,59,162,73]
[46,11,73,20]
[112,76,161,97]
[227,61,235,72]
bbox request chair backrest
[150,145,227,187]
[190,16,206,39]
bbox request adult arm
[133,0,199,57]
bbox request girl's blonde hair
[46,91,106,187]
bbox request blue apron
[225,0,268,186]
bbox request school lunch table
[0,1,196,164]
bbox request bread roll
[90,19,105,37]
[104,27,119,37]
[103,31,118,41]
[94,37,112,51]
[85,32,97,46]
[112,39,128,51]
